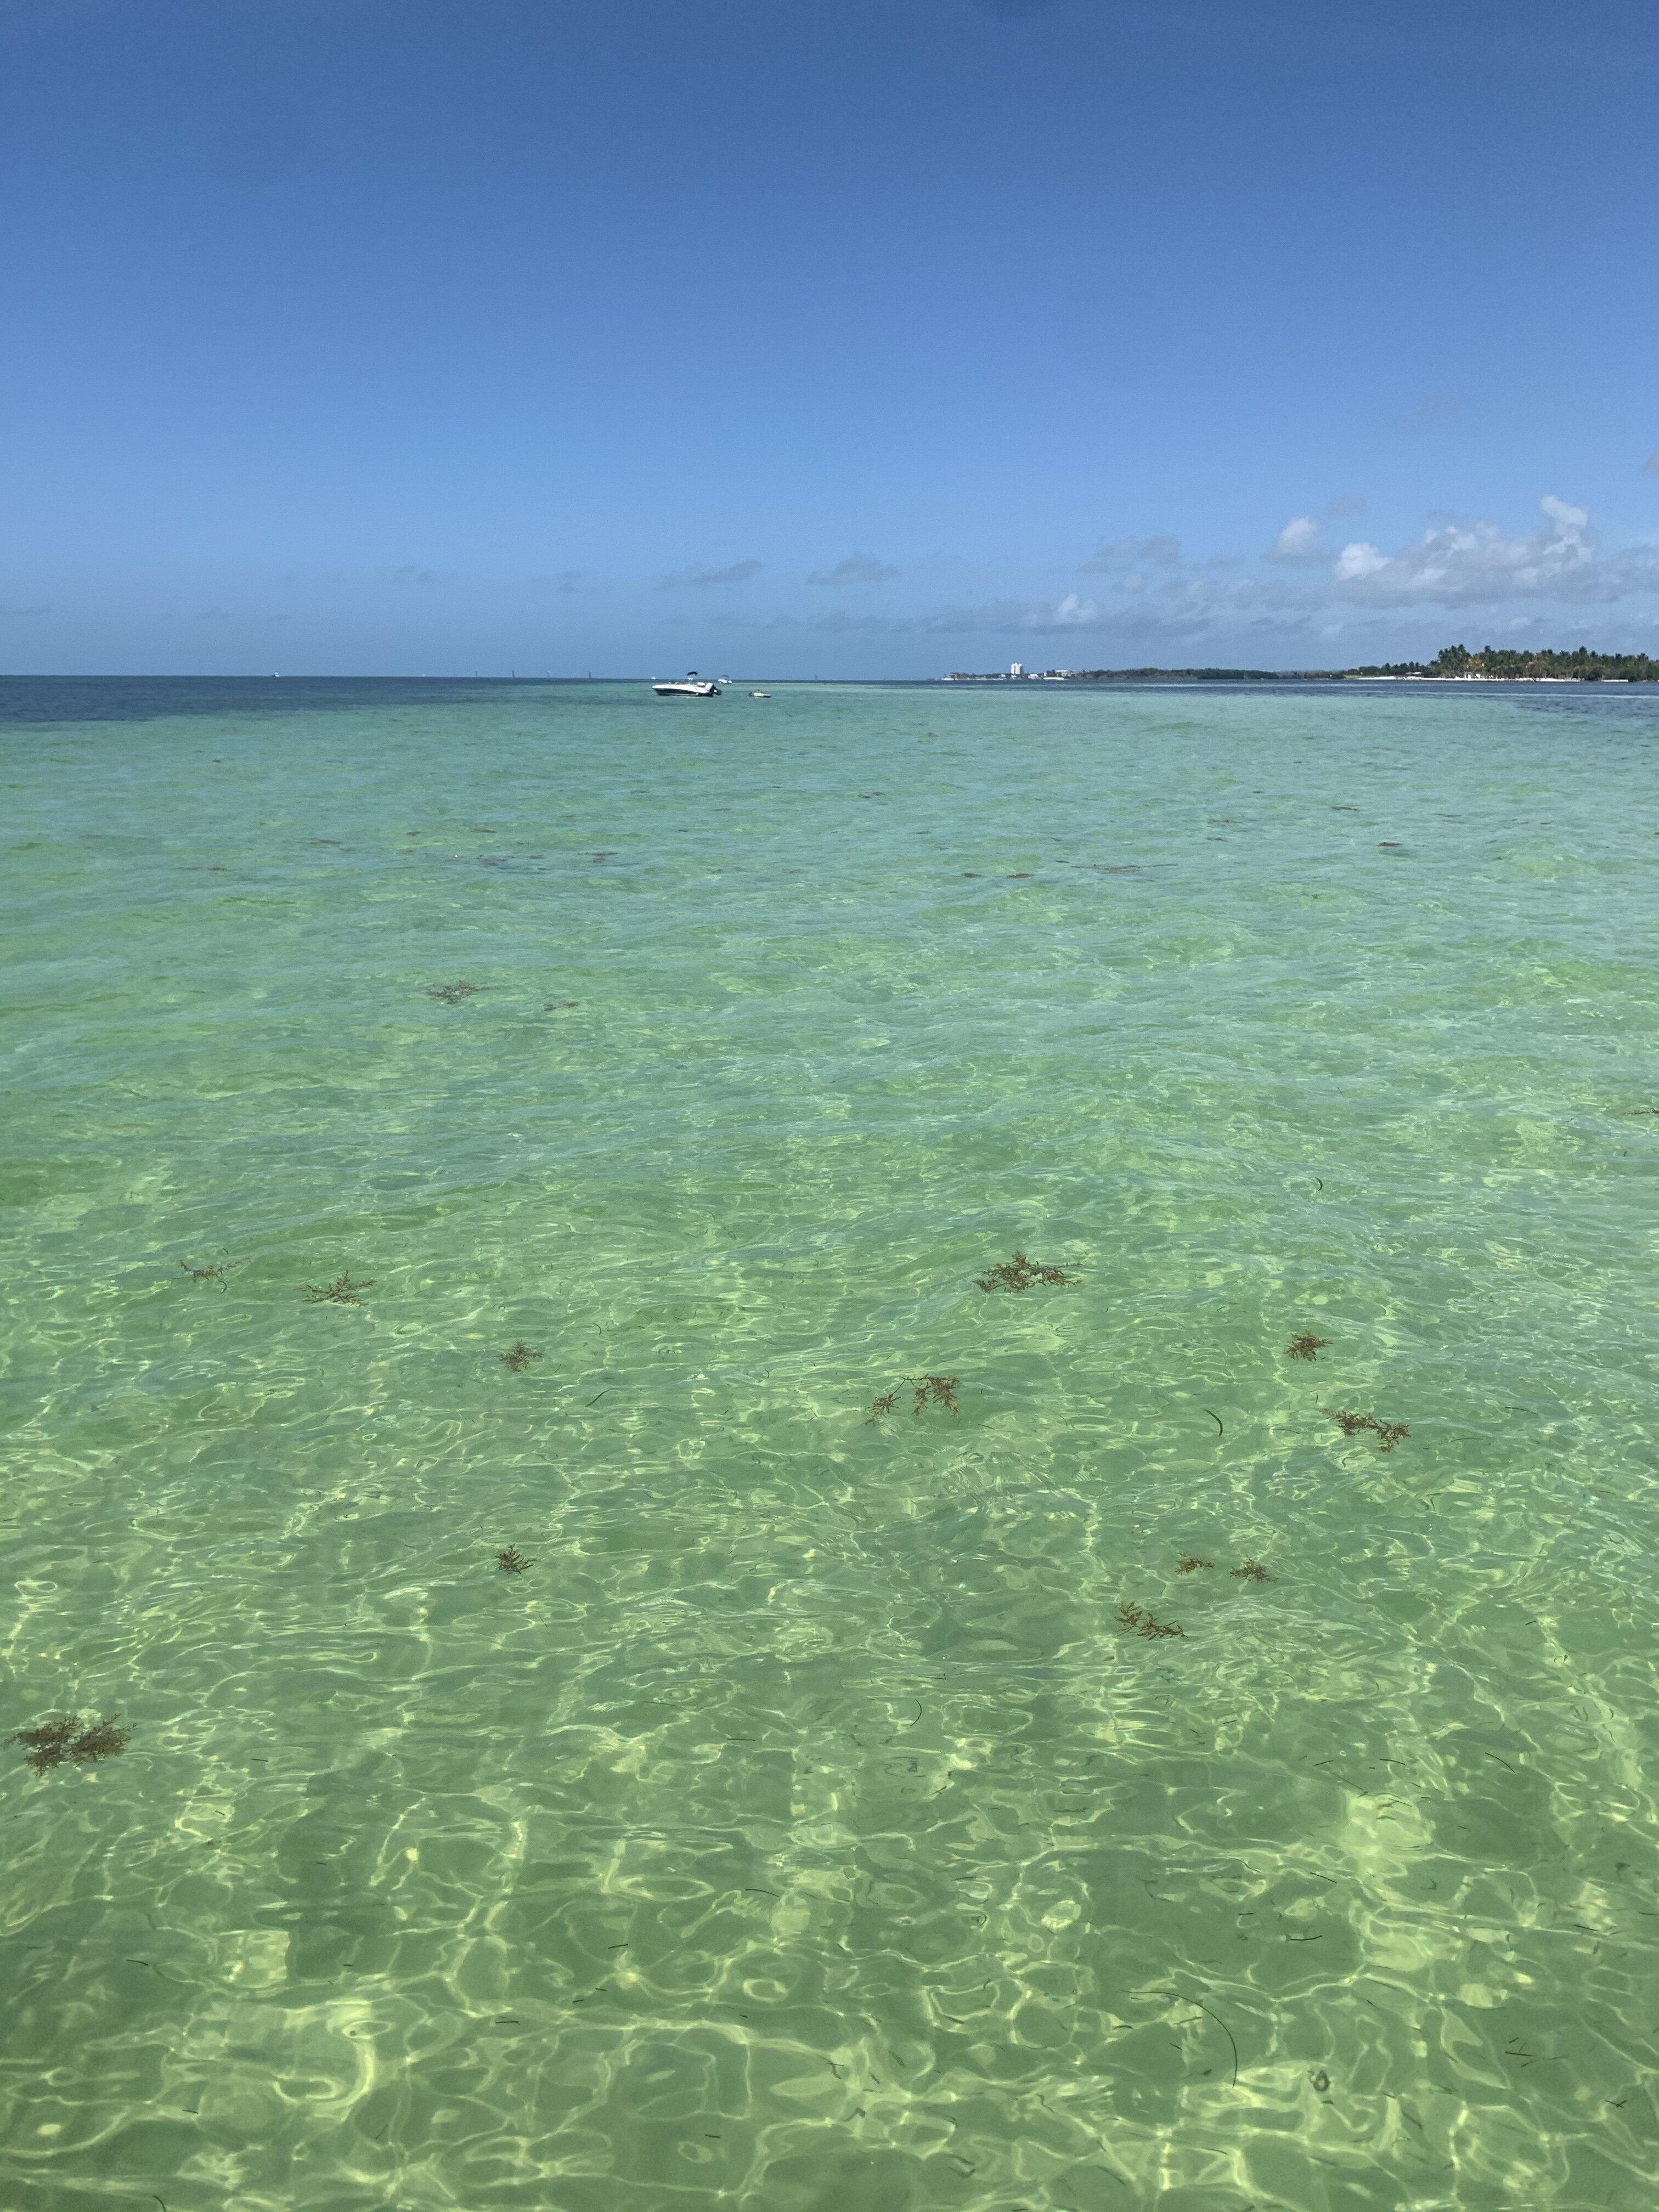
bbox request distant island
[943,644,1658,684]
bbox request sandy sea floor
[3,674,1658,2211]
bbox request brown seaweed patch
[866,1374,960,1421]
[1231,1560,1273,1583]
[1117,1602,1184,1639]
[495,1547,528,1574]
[427,981,482,1005]
[1177,1556,1214,1573]
[1285,1331,1330,1361]
[912,1374,959,1417]
[500,1342,542,1373]
[302,1272,375,1306]
[1331,1409,1410,1453]
[11,1715,131,1772]
[975,1250,1071,1293]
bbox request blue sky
[3,0,1657,676]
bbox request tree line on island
[1344,643,1659,681]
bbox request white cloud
[1333,541,1389,583]
[1331,496,1659,606]
[1269,515,1326,563]
[1270,498,1365,563]
[1645,449,1659,477]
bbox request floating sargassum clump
[1285,1331,1330,1361]
[975,1251,1071,1293]
[1330,1409,1409,1453]
[10,1716,131,1773]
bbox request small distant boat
[653,670,720,697]
[750,690,770,698]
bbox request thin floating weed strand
[1117,1602,1185,1640]
[866,1375,961,1423]
[301,1272,374,1306]
[178,1256,244,1288]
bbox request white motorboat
[653,671,720,697]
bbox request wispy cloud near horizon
[1331,496,1659,606]
[805,553,900,586]
[772,573,1321,641]
[656,559,763,590]
[1080,534,1181,573]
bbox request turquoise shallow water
[3,674,1658,2212]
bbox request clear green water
[3,675,1658,2212]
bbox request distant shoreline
[939,670,1641,685]
[944,644,1658,685]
